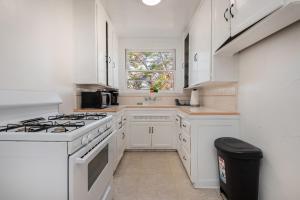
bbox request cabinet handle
[183,124,186,128]
[230,4,234,18]
[149,127,151,134]
[151,127,154,134]
[224,8,229,22]
[183,138,187,143]
[194,53,198,62]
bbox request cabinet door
[151,123,175,149]
[189,0,212,86]
[112,32,119,89]
[116,129,123,162]
[212,0,231,52]
[188,25,197,86]
[74,0,98,84]
[128,123,152,148]
[96,1,107,85]
[107,20,114,87]
[231,0,283,36]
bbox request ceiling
[101,0,202,38]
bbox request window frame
[125,49,177,92]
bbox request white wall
[118,37,184,93]
[0,0,74,113]
[238,22,300,200]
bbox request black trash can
[214,137,263,200]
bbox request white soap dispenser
[190,89,200,107]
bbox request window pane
[127,51,175,71]
[127,72,174,90]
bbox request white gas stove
[0,112,113,154]
[0,91,115,200]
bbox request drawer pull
[183,138,187,143]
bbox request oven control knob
[81,136,89,145]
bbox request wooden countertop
[178,106,240,115]
[74,105,239,116]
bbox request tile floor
[113,151,222,200]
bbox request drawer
[181,132,190,153]
[179,146,191,176]
[181,120,191,135]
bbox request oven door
[69,131,115,200]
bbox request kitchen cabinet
[128,123,152,148]
[128,122,175,149]
[116,127,126,162]
[73,0,106,85]
[108,29,119,89]
[230,0,283,36]
[114,113,127,170]
[177,118,192,177]
[73,0,119,88]
[176,111,240,188]
[212,0,285,52]
[151,123,175,149]
[189,0,212,86]
[188,0,238,87]
[126,110,177,149]
[212,0,231,52]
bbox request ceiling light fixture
[142,0,161,6]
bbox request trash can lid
[214,137,263,159]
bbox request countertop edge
[74,106,240,116]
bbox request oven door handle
[75,131,115,165]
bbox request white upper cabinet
[230,0,284,36]
[96,1,107,85]
[74,0,106,85]
[212,0,231,52]
[111,32,119,89]
[74,0,119,88]
[188,0,238,87]
[189,0,212,86]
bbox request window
[126,49,176,91]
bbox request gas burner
[48,113,107,121]
[0,120,85,133]
[52,127,69,133]
[48,114,85,121]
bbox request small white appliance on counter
[0,90,115,200]
[190,89,200,107]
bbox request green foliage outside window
[126,50,176,91]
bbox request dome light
[142,0,161,6]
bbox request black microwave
[81,91,111,109]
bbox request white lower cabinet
[116,126,126,164]
[177,113,239,188]
[151,123,175,149]
[128,122,152,148]
[126,110,177,150]
[128,122,175,149]
[113,112,127,171]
